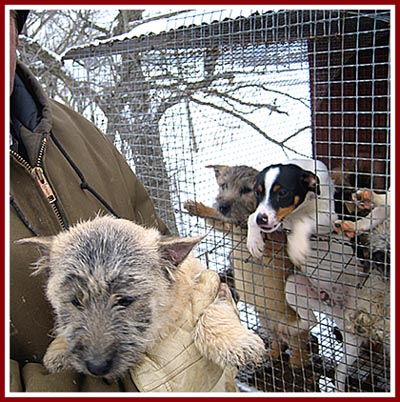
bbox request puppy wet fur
[335,188,390,237]
[185,165,312,368]
[247,159,338,269]
[335,188,391,278]
[17,216,265,380]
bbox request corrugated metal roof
[62,9,390,61]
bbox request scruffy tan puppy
[185,165,312,368]
[344,273,390,346]
[17,216,265,381]
[339,270,390,392]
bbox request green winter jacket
[9,62,169,392]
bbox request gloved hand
[131,266,265,392]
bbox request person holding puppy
[9,10,239,393]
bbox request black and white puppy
[247,159,337,268]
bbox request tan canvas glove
[130,269,240,392]
[131,268,265,392]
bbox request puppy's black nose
[86,358,113,376]
[256,213,269,226]
[218,202,231,216]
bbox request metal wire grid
[63,9,391,392]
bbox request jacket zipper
[10,137,66,230]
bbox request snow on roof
[61,8,270,59]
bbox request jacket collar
[10,61,53,166]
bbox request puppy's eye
[221,183,228,191]
[71,298,83,309]
[277,188,289,199]
[240,186,252,195]
[116,296,135,308]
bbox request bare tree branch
[189,95,310,158]
[225,83,310,108]
[282,125,312,145]
[204,88,289,115]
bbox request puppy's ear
[15,236,54,274]
[159,234,206,267]
[205,165,229,180]
[15,236,54,251]
[302,171,320,195]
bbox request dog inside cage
[31,8,392,393]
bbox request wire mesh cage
[60,8,391,393]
